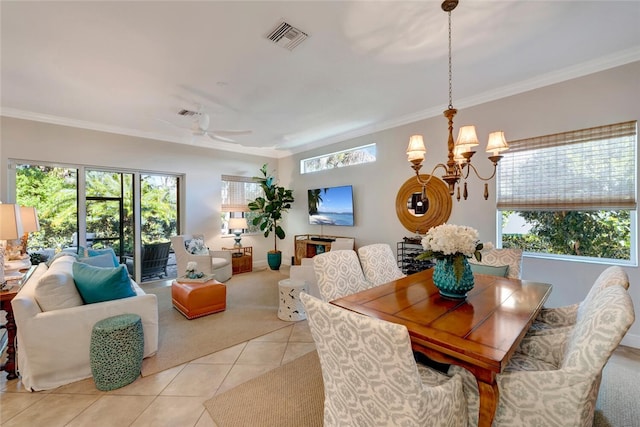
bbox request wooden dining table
[330,268,552,427]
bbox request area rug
[141,268,292,376]
[204,346,639,427]
[204,350,324,427]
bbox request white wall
[279,61,640,347]
[2,61,639,346]
[0,117,276,269]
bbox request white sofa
[11,257,159,391]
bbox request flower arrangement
[185,261,205,279]
[416,224,488,281]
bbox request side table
[1,285,20,380]
[223,246,253,274]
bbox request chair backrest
[561,284,634,374]
[576,266,630,323]
[170,234,213,275]
[140,241,171,277]
[469,248,523,279]
[357,243,406,286]
[300,292,465,426]
[313,250,370,302]
[330,238,354,251]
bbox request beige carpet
[205,346,640,427]
[204,350,324,427]
[141,268,292,376]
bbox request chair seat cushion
[211,257,229,269]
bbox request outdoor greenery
[502,210,630,260]
[248,164,294,253]
[15,165,177,256]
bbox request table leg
[477,379,499,427]
[1,302,18,380]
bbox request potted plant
[248,164,295,270]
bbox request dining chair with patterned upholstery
[468,247,523,279]
[357,243,406,286]
[530,265,629,333]
[312,250,371,302]
[451,284,634,427]
[301,292,467,427]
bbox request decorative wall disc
[395,174,452,235]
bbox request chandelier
[406,0,509,201]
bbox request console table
[293,234,353,265]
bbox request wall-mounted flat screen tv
[308,185,354,226]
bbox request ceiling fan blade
[207,133,238,143]
[210,130,253,136]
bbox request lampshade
[20,206,40,233]
[406,135,426,162]
[228,217,248,231]
[0,204,24,240]
[485,131,509,156]
[455,125,480,150]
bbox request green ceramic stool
[90,313,144,391]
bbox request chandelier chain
[448,11,453,110]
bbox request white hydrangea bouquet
[185,261,205,279]
[417,224,487,281]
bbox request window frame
[300,143,376,174]
[496,121,637,266]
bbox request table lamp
[0,204,24,285]
[228,217,248,254]
[19,206,40,256]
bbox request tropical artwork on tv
[308,185,354,226]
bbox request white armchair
[170,235,232,282]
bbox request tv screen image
[308,185,354,226]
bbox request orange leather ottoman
[171,279,226,319]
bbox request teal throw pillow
[72,263,135,304]
[470,263,509,277]
[78,253,116,268]
[87,248,119,267]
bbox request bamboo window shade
[497,121,637,211]
[221,175,263,212]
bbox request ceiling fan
[167,108,252,143]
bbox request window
[300,143,376,174]
[220,175,263,234]
[497,121,637,262]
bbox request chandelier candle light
[406,0,509,202]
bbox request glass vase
[433,257,475,299]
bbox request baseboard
[621,332,640,349]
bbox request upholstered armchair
[170,235,232,282]
[531,265,629,332]
[357,243,406,286]
[452,284,634,427]
[468,248,523,279]
[313,250,371,302]
[301,292,467,427]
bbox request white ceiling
[2,1,639,158]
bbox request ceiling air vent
[266,21,308,51]
[177,109,198,117]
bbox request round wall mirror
[395,174,452,234]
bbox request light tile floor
[0,319,315,426]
